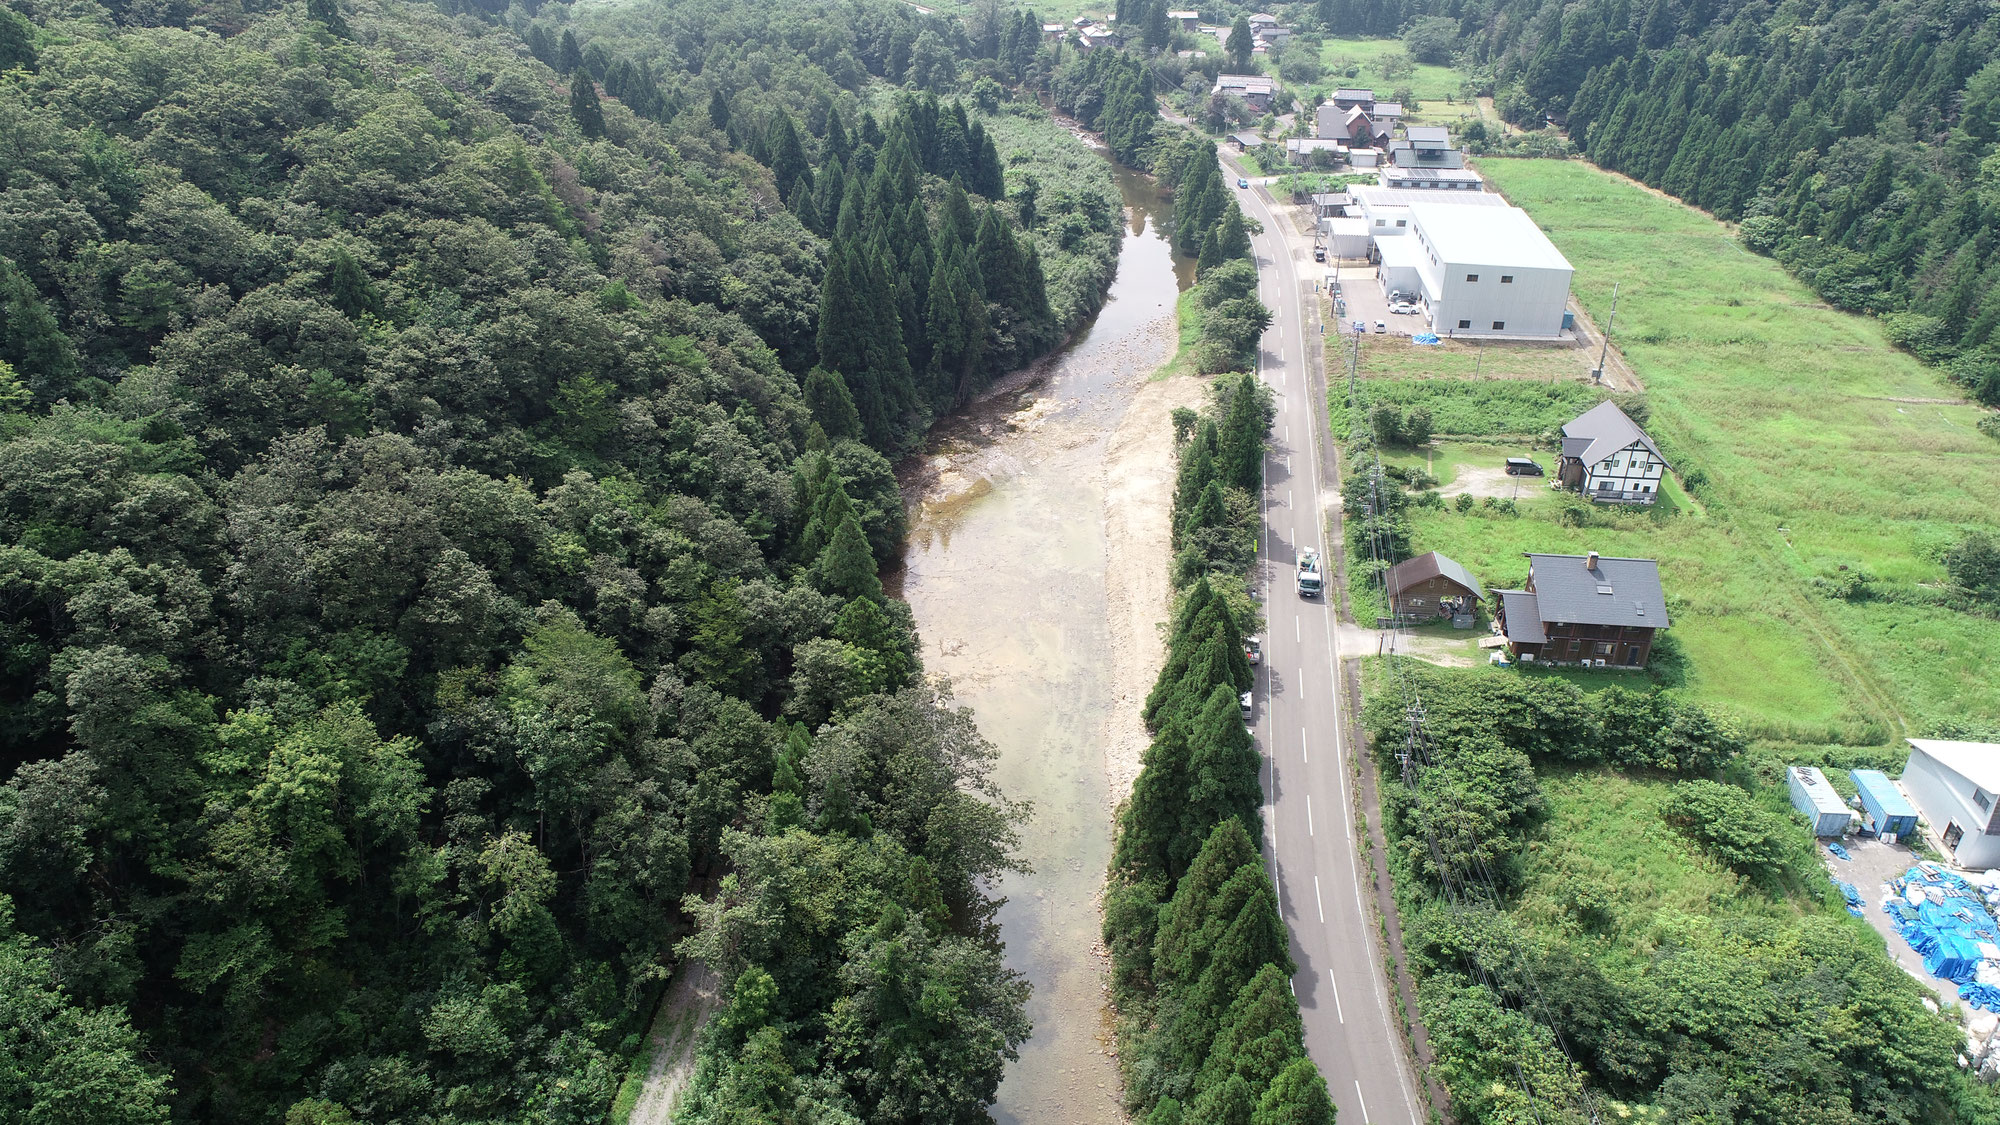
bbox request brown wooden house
[1494,551,1668,668]
[1384,551,1484,624]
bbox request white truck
[1296,549,1323,598]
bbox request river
[893,162,1195,1124]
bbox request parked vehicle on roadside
[1373,320,1387,333]
[1390,301,1416,315]
[1313,246,1326,261]
[1240,690,1254,720]
[1245,636,1261,665]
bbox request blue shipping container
[1849,768,1919,838]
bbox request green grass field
[1351,157,2000,745]
[1513,769,1824,966]
[1315,37,1461,103]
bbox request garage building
[1407,202,1574,338]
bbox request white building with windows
[1405,201,1574,338]
[1556,401,1667,503]
[1902,740,2000,869]
[1349,185,1505,239]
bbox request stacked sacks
[1886,863,2000,987]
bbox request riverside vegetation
[0,0,1125,1120]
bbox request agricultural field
[1348,157,2000,745]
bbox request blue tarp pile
[1834,880,1865,918]
[1963,983,2000,1012]
[1827,842,1852,861]
[1887,864,2000,986]
[1412,333,1441,346]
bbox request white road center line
[1306,794,1313,836]
[1354,1082,1369,1123]
[1314,874,1324,923]
[1301,724,1308,763]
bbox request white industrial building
[1902,739,2000,869]
[1349,184,1506,238]
[1404,202,1574,338]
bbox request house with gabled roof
[1557,401,1667,504]
[1494,551,1668,668]
[1384,551,1485,624]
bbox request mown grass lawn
[1364,157,2000,744]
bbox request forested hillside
[0,0,1111,1118]
[1311,0,2000,401]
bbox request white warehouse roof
[1409,202,1573,272]
[1350,185,1508,210]
[1908,739,2000,794]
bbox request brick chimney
[1586,550,1600,570]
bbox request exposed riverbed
[893,164,1198,1124]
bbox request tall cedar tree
[1225,16,1254,69]
[570,78,605,139]
[1217,374,1265,491]
[556,27,583,75]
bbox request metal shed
[1787,766,1852,837]
[1849,768,1919,840]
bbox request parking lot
[1323,258,1427,340]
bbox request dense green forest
[1360,667,2000,1124]
[1302,0,2000,402]
[0,0,1121,1117]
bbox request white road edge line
[1247,174,1422,1125]
[1314,874,1324,923]
[1306,794,1313,836]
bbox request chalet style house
[1557,400,1667,504]
[1384,551,1484,624]
[1494,551,1668,668]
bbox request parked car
[1373,320,1388,333]
[1505,457,1545,476]
[1313,246,1326,261]
[1390,301,1416,315]
[1236,177,1249,189]
[1239,690,1254,720]
[1351,320,1366,334]
[1245,636,1261,665]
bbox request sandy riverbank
[1099,372,1208,803]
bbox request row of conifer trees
[1104,374,1334,1117]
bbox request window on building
[1597,480,1614,491]
[1491,320,1505,330]
[1465,273,1479,282]
[1395,219,1406,227]
[1978,788,1992,813]
[1457,319,1471,329]
[1595,643,1613,655]
[1500,275,1514,283]
[1375,219,1384,227]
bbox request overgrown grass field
[1355,157,2000,743]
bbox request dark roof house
[1494,551,1668,667]
[1558,401,1668,504]
[1384,551,1485,622]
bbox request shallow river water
[893,164,1193,1124]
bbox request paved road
[1233,161,1424,1125]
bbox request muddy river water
[894,164,1194,1124]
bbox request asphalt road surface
[1233,160,1424,1125]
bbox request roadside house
[1214,73,1276,113]
[1557,401,1667,503]
[1384,551,1485,623]
[1494,551,1668,667]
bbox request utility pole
[1591,282,1620,383]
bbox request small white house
[1556,401,1667,503]
[1787,765,1854,837]
[1903,739,2000,869]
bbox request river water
[893,164,1194,1124]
